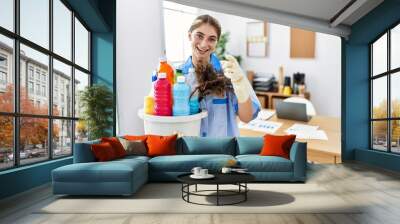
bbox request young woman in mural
[181,14,260,137]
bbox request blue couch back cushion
[73,139,100,163]
[178,136,236,155]
[236,137,263,155]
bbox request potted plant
[79,84,114,140]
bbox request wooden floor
[1,163,400,224]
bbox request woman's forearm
[237,97,253,123]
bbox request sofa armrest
[289,142,307,181]
[73,141,99,163]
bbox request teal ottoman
[52,156,148,196]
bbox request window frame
[370,21,400,154]
[0,0,92,171]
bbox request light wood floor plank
[1,163,400,224]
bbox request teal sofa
[52,137,307,196]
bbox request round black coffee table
[177,173,255,206]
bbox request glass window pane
[392,24,400,70]
[53,119,72,157]
[372,76,387,119]
[75,18,89,70]
[391,72,400,118]
[0,0,14,31]
[164,8,196,63]
[20,117,49,165]
[372,121,388,151]
[53,0,72,60]
[0,116,14,170]
[372,33,387,76]
[0,34,14,112]
[20,0,49,49]
[75,120,88,143]
[74,69,89,118]
[53,59,72,117]
[20,44,49,115]
[391,120,400,153]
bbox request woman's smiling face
[189,23,218,64]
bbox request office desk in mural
[239,113,341,164]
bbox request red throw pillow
[91,142,117,161]
[146,134,177,157]
[101,137,127,158]
[260,134,296,159]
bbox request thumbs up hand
[220,55,243,82]
[220,55,251,103]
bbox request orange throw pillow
[124,135,148,141]
[91,142,117,161]
[101,137,127,158]
[146,134,177,157]
[260,134,296,159]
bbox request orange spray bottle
[158,56,174,85]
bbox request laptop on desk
[275,101,312,122]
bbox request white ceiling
[168,0,384,38]
[224,0,353,22]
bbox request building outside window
[41,73,46,82]
[28,67,34,80]
[28,81,34,94]
[35,83,40,95]
[35,70,40,81]
[41,85,46,97]
[0,54,7,67]
[0,71,6,84]
[0,54,7,89]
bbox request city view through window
[371,23,400,153]
[0,0,90,170]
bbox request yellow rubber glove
[221,55,252,103]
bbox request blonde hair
[189,14,221,40]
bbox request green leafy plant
[215,31,242,65]
[79,84,114,140]
[216,32,230,59]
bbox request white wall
[200,10,342,117]
[116,0,164,135]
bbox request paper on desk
[256,109,275,120]
[286,124,319,132]
[239,119,282,134]
[285,124,328,140]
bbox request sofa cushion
[179,137,236,155]
[260,134,296,159]
[236,137,263,155]
[149,154,235,172]
[118,138,147,156]
[74,140,100,163]
[124,135,148,142]
[101,137,127,158]
[115,155,150,164]
[146,134,177,157]
[236,155,293,172]
[53,158,147,183]
[91,142,118,161]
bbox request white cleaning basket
[138,109,208,136]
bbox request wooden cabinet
[255,91,310,109]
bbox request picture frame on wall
[246,21,268,57]
[290,27,316,58]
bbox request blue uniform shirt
[181,53,260,137]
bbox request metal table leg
[216,184,219,206]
